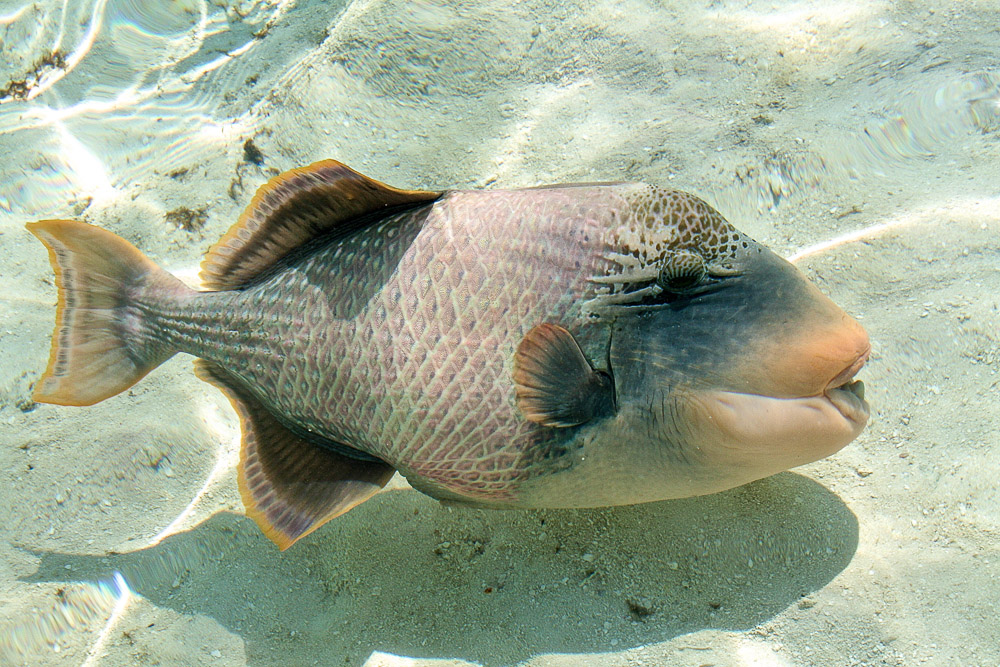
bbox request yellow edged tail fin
[26,220,181,406]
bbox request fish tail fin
[26,219,187,406]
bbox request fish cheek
[613,389,706,466]
[606,312,732,404]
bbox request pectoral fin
[195,360,394,550]
[513,323,615,428]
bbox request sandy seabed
[0,1,998,665]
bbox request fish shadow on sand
[23,472,857,666]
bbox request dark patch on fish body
[155,186,629,500]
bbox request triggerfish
[27,160,870,549]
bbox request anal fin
[195,360,394,550]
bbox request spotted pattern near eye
[612,184,747,270]
[583,184,749,314]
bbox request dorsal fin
[200,160,441,290]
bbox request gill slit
[605,318,618,411]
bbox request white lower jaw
[698,387,871,467]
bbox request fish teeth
[847,379,865,400]
[828,379,865,400]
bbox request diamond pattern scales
[148,183,738,503]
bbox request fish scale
[145,187,620,499]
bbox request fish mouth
[823,349,870,425]
[825,379,869,424]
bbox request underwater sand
[0,0,998,665]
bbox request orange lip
[823,346,871,424]
[826,345,870,391]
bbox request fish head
[598,187,870,488]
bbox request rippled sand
[1,1,998,665]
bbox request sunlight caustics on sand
[0,572,128,662]
[79,573,132,667]
[0,0,282,216]
[787,196,1000,264]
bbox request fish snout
[691,311,871,474]
[819,313,870,391]
[820,317,870,425]
[825,340,869,392]
[761,311,870,400]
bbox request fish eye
[657,250,706,292]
